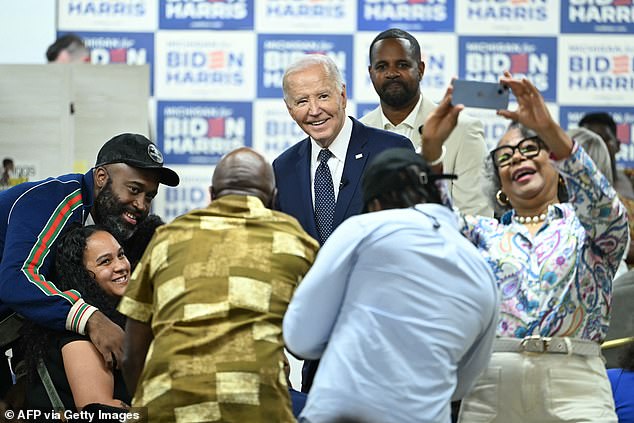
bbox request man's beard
[378,81,418,108]
[93,181,144,241]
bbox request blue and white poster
[155,31,255,100]
[358,0,454,32]
[562,0,634,34]
[459,36,558,102]
[58,0,157,31]
[157,101,252,165]
[54,0,634,221]
[561,106,634,168]
[558,35,634,105]
[154,164,213,221]
[75,31,155,93]
[255,0,354,33]
[159,0,254,30]
[456,0,557,35]
[258,34,354,98]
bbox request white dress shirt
[379,94,423,150]
[359,95,492,217]
[310,116,353,206]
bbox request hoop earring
[557,175,569,203]
[496,190,509,207]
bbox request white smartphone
[451,79,510,110]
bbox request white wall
[0,0,56,64]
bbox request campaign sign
[560,106,634,168]
[257,34,354,99]
[159,0,254,30]
[558,35,634,106]
[464,108,509,152]
[562,0,634,34]
[353,32,379,104]
[418,34,459,102]
[157,101,252,165]
[459,36,557,102]
[155,31,255,100]
[358,0,454,32]
[74,32,155,94]
[255,0,355,33]
[468,103,559,152]
[357,102,379,120]
[354,32,457,103]
[152,164,213,221]
[252,100,305,163]
[456,0,557,35]
[58,0,157,31]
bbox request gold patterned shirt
[118,195,319,422]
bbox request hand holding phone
[451,79,509,110]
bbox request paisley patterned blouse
[459,144,628,342]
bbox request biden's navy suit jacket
[273,116,414,244]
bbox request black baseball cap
[95,133,179,187]
[362,148,455,209]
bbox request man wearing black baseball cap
[0,133,178,400]
[92,133,178,242]
[95,133,179,187]
[284,148,498,423]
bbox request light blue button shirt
[284,204,499,423]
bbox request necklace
[513,213,547,224]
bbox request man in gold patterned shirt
[118,148,319,422]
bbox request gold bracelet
[601,336,634,350]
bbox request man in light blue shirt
[283,149,499,423]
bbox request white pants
[458,352,617,423]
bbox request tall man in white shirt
[284,148,499,423]
[360,28,492,217]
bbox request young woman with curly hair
[24,225,131,412]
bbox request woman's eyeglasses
[490,137,544,168]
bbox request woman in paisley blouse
[422,73,628,423]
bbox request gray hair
[282,54,345,104]
[481,153,508,216]
[567,127,614,185]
